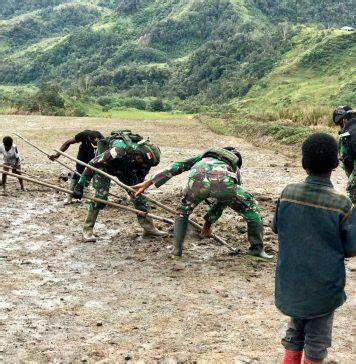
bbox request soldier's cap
[332,105,354,124]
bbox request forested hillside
[0,0,354,117]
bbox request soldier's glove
[72,184,84,200]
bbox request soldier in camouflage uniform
[73,133,167,242]
[333,106,356,203]
[133,147,273,259]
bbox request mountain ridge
[0,0,354,115]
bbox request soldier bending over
[133,147,273,259]
[73,130,167,242]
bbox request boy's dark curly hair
[302,133,339,174]
[3,136,13,147]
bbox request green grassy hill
[0,0,354,118]
[234,27,356,113]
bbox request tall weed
[277,105,331,126]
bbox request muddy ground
[0,115,355,363]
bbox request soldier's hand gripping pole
[12,133,120,200]
[55,149,237,253]
[0,169,174,225]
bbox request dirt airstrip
[0,115,355,363]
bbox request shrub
[149,98,164,111]
[163,102,173,112]
[122,97,146,110]
[102,104,112,112]
[181,101,203,114]
[97,96,116,106]
[72,106,87,117]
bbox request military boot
[172,215,189,258]
[83,207,100,242]
[137,216,168,237]
[64,177,77,205]
[247,221,273,260]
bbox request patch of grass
[207,115,313,146]
[82,102,189,120]
[265,123,310,145]
[251,104,333,126]
[235,118,251,126]
[102,109,189,120]
[277,105,332,126]
[202,119,231,135]
[0,105,19,114]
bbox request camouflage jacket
[151,155,241,188]
[80,139,150,186]
[339,117,356,176]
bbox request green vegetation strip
[202,117,313,146]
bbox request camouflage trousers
[89,173,148,213]
[346,167,356,203]
[177,173,261,224]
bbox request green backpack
[97,130,142,154]
[202,147,239,172]
[97,130,161,166]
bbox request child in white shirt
[0,136,25,193]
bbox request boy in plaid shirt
[272,133,356,363]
